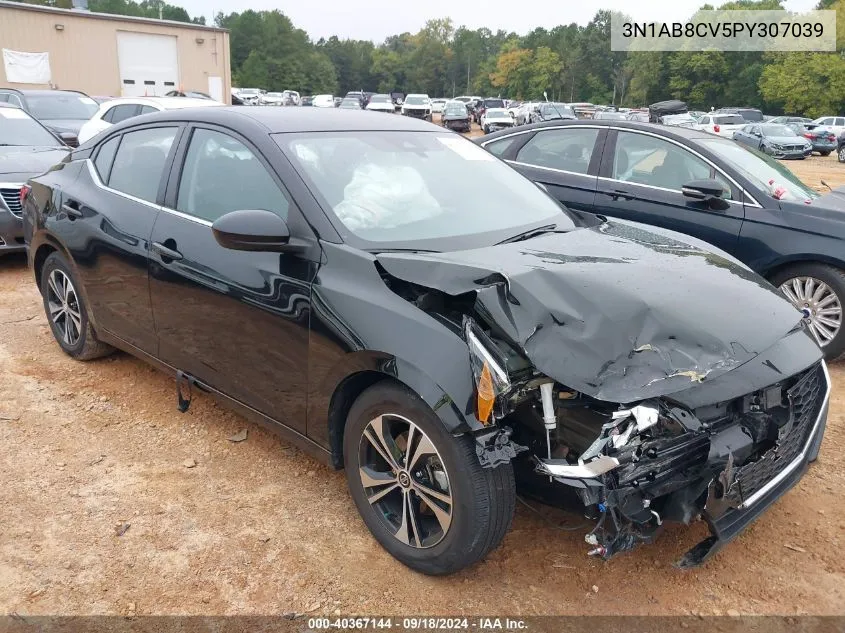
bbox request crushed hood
[376,220,811,403]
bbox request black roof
[111,106,442,134]
[478,119,717,143]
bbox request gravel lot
[0,148,844,617]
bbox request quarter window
[484,134,524,158]
[104,104,139,124]
[176,128,288,223]
[107,127,177,203]
[515,128,600,175]
[93,136,119,181]
[139,105,158,115]
[612,131,710,191]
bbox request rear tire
[343,381,516,575]
[770,263,845,361]
[40,252,113,361]
[838,146,845,163]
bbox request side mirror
[212,209,301,252]
[58,131,78,147]
[682,179,730,211]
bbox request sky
[181,0,821,42]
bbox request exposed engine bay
[378,252,829,567]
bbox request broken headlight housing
[464,319,511,425]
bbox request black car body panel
[476,119,845,296]
[22,107,829,569]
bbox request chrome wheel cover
[779,276,842,347]
[47,269,82,347]
[358,413,453,549]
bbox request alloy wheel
[839,147,845,163]
[358,413,453,549]
[779,276,842,347]
[46,269,82,347]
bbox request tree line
[8,0,845,116]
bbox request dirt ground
[0,149,844,618]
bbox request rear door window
[107,127,178,203]
[104,104,140,124]
[515,128,600,175]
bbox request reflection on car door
[593,130,745,256]
[148,125,319,435]
[63,124,180,354]
[488,126,605,214]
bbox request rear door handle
[152,241,183,261]
[61,201,82,219]
[609,189,635,201]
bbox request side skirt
[96,329,334,468]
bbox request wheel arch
[760,255,845,281]
[323,353,475,470]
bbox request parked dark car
[477,119,845,359]
[0,88,98,146]
[529,102,576,124]
[20,107,830,577]
[732,123,812,159]
[716,107,764,123]
[440,100,471,132]
[0,104,69,255]
[300,96,314,107]
[786,123,836,156]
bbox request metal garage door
[116,31,178,97]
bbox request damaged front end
[462,314,830,566]
[376,223,830,566]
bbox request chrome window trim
[739,361,831,509]
[85,159,213,228]
[506,160,595,180]
[480,124,763,208]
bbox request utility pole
[467,53,470,94]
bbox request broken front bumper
[679,361,830,567]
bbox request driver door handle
[61,201,82,219]
[152,241,183,261]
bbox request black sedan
[477,119,845,360]
[22,108,828,575]
[732,123,812,159]
[0,104,69,255]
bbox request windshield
[240,89,261,95]
[0,108,61,146]
[370,95,391,103]
[405,96,429,106]
[761,125,798,137]
[483,99,505,108]
[340,99,361,108]
[485,109,510,120]
[278,131,574,247]
[738,110,763,122]
[540,103,574,118]
[700,138,819,202]
[27,94,97,120]
[444,103,467,116]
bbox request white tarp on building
[2,49,52,84]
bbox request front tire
[770,263,845,361]
[40,252,113,361]
[838,146,845,163]
[343,381,516,575]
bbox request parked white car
[78,97,220,144]
[694,113,747,138]
[260,92,287,106]
[284,90,300,106]
[480,108,515,134]
[236,88,264,105]
[401,94,432,121]
[431,99,447,114]
[312,94,335,108]
[365,94,396,113]
[810,116,845,136]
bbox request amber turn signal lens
[476,361,495,424]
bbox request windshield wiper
[496,223,565,244]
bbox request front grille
[724,363,824,505]
[0,187,23,217]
